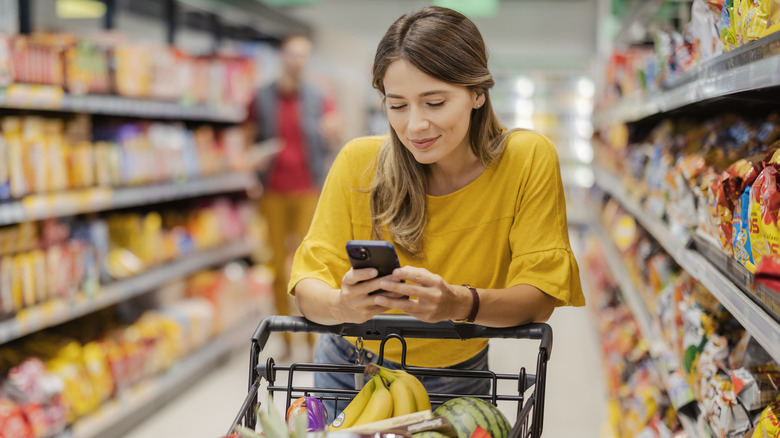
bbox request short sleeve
[287,140,363,294]
[505,133,585,307]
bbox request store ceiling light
[515,76,535,99]
[433,0,499,18]
[56,0,106,18]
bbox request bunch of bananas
[328,364,431,431]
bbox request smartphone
[345,240,404,296]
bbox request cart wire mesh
[229,315,552,438]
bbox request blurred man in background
[252,33,341,359]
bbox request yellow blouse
[289,131,584,367]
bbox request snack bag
[767,0,780,34]
[733,187,756,271]
[752,394,780,438]
[752,167,780,263]
[720,0,735,49]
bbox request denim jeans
[313,333,490,422]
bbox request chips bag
[751,167,780,264]
[733,187,756,271]
[752,394,780,438]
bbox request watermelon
[413,432,450,438]
[433,397,511,438]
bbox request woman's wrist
[452,285,474,321]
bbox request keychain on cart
[354,337,365,389]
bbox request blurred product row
[0,115,248,201]
[602,0,780,104]
[0,33,255,107]
[0,261,272,438]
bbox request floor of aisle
[122,305,606,438]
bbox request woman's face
[383,59,483,166]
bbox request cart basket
[229,315,552,438]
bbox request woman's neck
[426,153,484,196]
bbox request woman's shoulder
[501,130,559,164]
[504,130,556,152]
[330,136,387,184]
[339,135,387,162]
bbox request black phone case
[346,240,403,295]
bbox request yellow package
[46,341,99,422]
[739,0,767,43]
[139,212,162,266]
[82,341,113,403]
[9,255,22,311]
[17,253,35,308]
[45,119,68,192]
[114,45,153,98]
[6,131,27,198]
[30,249,47,303]
[0,256,13,315]
[753,394,780,437]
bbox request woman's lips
[410,136,438,150]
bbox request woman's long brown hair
[370,6,512,256]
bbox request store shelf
[594,223,705,435]
[0,86,246,123]
[0,172,258,226]
[0,239,255,345]
[55,305,267,438]
[596,31,780,126]
[594,169,780,365]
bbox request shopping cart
[229,315,553,438]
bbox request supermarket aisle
[122,307,606,437]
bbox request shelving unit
[594,169,780,366]
[595,31,780,127]
[0,86,246,122]
[0,239,255,344]
[53,303,268,438]
[0,172,258,226]
[593,223,709,437]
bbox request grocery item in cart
[286,397,328,432]
[434,397,512,438]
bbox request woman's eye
[427,101,445,108]
[389,104,407,110]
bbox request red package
[755,256,780,291]
[712,154,771,252]
[0,399,33,438]
[20,403,46,437]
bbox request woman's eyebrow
[386,90,450,99]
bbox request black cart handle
[251,314,553,359]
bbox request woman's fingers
[392,266,437,286]
[343,267,378,286]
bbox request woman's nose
[408,107,429,132]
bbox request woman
[288,6,585,416]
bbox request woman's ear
[473,92,486,109]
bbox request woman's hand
[372,266,469,323]
[337,268,396,323]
